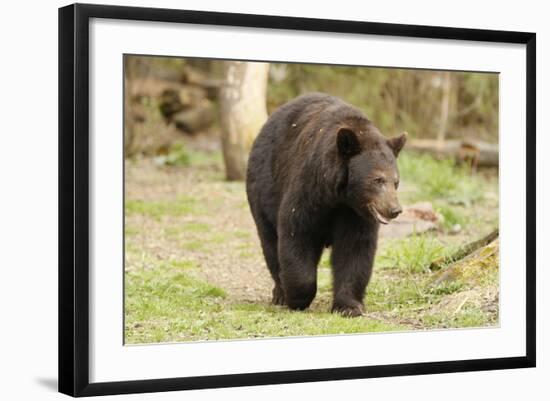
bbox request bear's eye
[395,180,400,189]
[374,177,386,185]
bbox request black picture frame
[58,3,536,397]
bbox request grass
[421,307,490,328]
[427,280,464,296]
[125,263,402,343]
[125,151,499,343]
[397,152,498,235]
[125,197,204,220]
[180,239,206,252]
[166,259,197,269]
[183,222,211,233]
[365,267,495,330]
[153,143,191,167]
[398,153,486,205]
[436,204,468,230]
[188,149,224,168]
[376,234,456,274]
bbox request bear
[246,93,407,317]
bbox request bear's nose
[389,207,402,219]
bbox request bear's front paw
[332,302,365,318]
[272,286,286,305]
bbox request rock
[450,224,462,235]
[379,202,440,239]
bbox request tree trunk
[436,71,452,150]
[124,56,136,156]
[219,61,269,181]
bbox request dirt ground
[125,156,274,304]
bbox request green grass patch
[125,262,404,344]
[208,232,231,244]
[421,306,489,329]
[319,251,331,269]
[377,234,455,274]
[238,250,256,259]
[317,267,333,293]
[167,259,198,270]
[124,226,139,236]
[398,153,485,205]
[184,222,211,233]
[366,271,470,325]
[125,266,226,320]
[188,150,223,169]
[125,196,203,220]
[367,273,426,313]
[162,226,183,239]
[427,280,465,296]
[179,231,233,252]
[436,204,468,230]
[180,239,206,251]
[233,230,252,240]
[153,143,191,167]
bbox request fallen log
[407,138,499,168]
[429,237,499,287]
[429,228,498,271]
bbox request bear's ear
[387,132,407,157]
[337,128,361,159]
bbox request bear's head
[337,126,407,225]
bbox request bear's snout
[388,206,402,219]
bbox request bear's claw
[332,303,365,318]
[272,286,286,305]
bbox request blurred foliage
[125,55,499,150]
[398,153,485,204]
[153,143,191,167]
[267,63,498,141]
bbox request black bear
[246,93,406,317]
